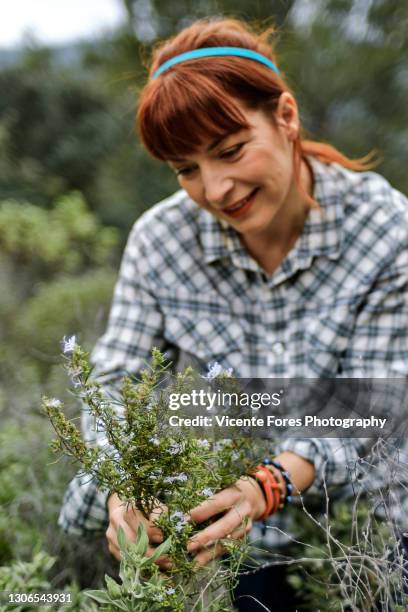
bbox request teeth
[225,192,252,212]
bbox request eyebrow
[168,134,229,163]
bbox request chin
[237,212,278,235]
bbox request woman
[60,18,408,610]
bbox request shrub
[44,343,407,611]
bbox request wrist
[250,465,282,520]
[245,475,267,520]
[273,451,315,494]
[262,459,293,505]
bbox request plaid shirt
[59,157,408,549]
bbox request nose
[201,165,234,208]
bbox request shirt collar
[198,209,260,271]
[197,155,345,272]
[298,156,345,262]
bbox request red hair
[137,18,373,176]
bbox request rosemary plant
[43,339,263,611]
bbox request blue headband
[152,47,280,79]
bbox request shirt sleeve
[58,473,110,535]
[278,242,408,496]
[59,221,173,534]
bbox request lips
[221,188,259,218]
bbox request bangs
[137,70,250,160]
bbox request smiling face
[168,93,308,240]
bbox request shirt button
[272,342,285,355]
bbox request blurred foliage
[0,419,80,570]
[0,60,117,203]
[0,37,178,234]
[0,194,120,594]
[0,551,55,594]
[0,419,118,592]
[0,194,118,415]
[280,0,408,191]
[0,1,406,238]
[0,193,118,276]
[14,271,116,359]
[122,0,296,40]
[0,550,97,611]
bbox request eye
[219,143,244,159]
[175,166,197,177]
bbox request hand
[106,493,171,569]
[186,476,266,568]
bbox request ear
[275,92,299,141]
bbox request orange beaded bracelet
[251,464,282,519]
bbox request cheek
[242,155,270,184]
[180,180,203,205]
[247,148,286,181]
[263,154,293,190]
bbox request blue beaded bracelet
[262,458,294,506]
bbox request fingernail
[192,559,202,572]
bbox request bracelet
[262,458,294,506]
[251,465,282,519]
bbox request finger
[149,530,165,544]
[209,522,250,547]
[107,541,121,561]
[148,505,167,543]
[188,486,240,525]
[120,503,164,544]
[192,542,227,568]
[188,504,249,553]
[190,519,250,557]
[121,504,147,530]
[106,519,137,554]
[192,520,252,567]
[145,547,173,570]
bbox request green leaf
[133,521,149,556]
[118,548,135,568]
[117,525,128,552]
[110,600,129,611]
[148,537,172,563]
[105,574,122,599]
[85,589,114,605]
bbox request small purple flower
[175,521,186,532]
[164,473,188,484]
[80,384,99,400]
[44,398,62,408]
[67,365,83,385]
[204,362,233,380]
[197,439,210,449]
[201,487,214,497]
[170,511,188,532]
[61,335,78,354]
[204,362,223,380]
